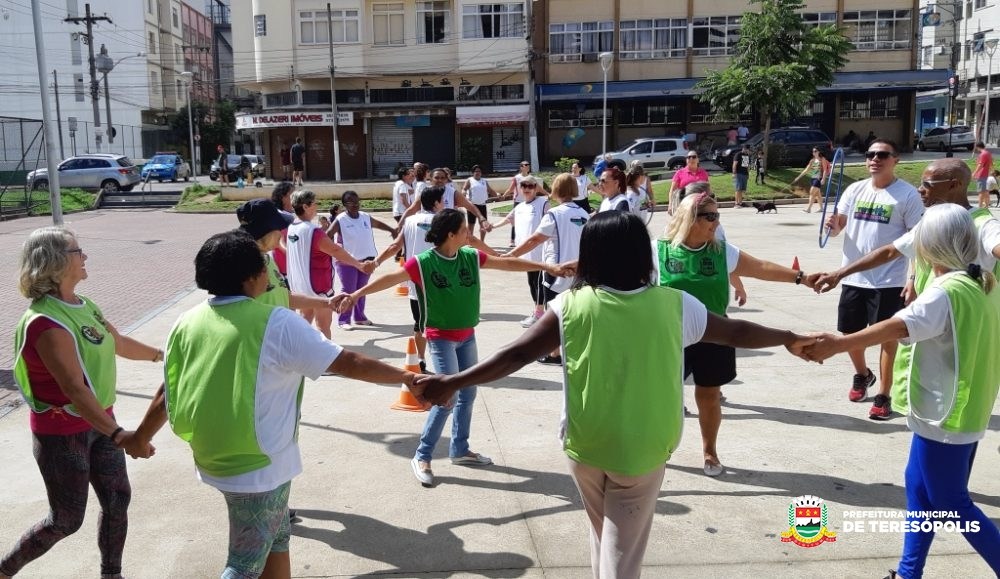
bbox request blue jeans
[415,335,478,462]
[897,434,1000,578]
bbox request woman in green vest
[3,227,162,579]
[656,192,817,476]
[339,208,567,487]
[806,204,1000,579]
[412,211,813,578]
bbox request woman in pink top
[669,152,709,214]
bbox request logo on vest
[779,495,837,547]
[666,258,685,274]
[431,271,451,289]
[570,217,587,227]
[699,256,717,277]
[80,325,105,345]
[288,234,300,243]
[458,267,475,287]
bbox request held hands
[328,293,352,311]
[480,220,494,233]
[798,332,843,364]
[809,271,842,294]
[413,374,458,407]
[335,293,360,314]
[361,260,378,275]
[118,431,156,459]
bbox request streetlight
[180,71,197,181]
[599,51,613,155]
[984,39,999,146]
[96,46,145,150]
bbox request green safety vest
[902,272,1000,434]
[13,295,117,415]
[257,253,291,308]
[561,286,685,476]
[165,298,297,478]
[655,239,730,315]
[414,247,481,330]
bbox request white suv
[597,138,691,172]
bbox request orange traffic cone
[391,337,429,412]
[394,257,409,296]
[792,256,800,271]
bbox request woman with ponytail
[807,203,1000,579]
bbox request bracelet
[794,270,804,285]
[109,426,124,445]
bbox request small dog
[752,201,777,213]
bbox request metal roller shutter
[492,126,524,173]
[371,118,413,179]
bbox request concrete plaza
[0,202,998,578]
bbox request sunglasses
[697,212,720,222]
[522,183,537,189]
[686,156,698,160]
[865,151,894,160]
[920,179,951,189]
[520,164,530,167]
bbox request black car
[209,154,265,181]
[715,128,833,169]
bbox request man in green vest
[131,230,423,579]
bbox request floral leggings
[0,430,131,577]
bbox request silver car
[27,154,140,192]
[916,126,975,152]
[597,137,691,172]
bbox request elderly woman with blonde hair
[654,193,816,476]
[1,227,161,579]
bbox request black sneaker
[537,355,562,365]
[419,360,427,373]
[849,368,876,402]
[289,509,302,524]
[882,570,897,579]
[869,394,892,420]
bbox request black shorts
[292,160,304,172]
[837,285,905,334]
[684,341,736,387]
[810,178,822,189]
[467,204,487,225]
[409,298,424,333]
[575,198,592,214]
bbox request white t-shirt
[286,220,326,297]
[836,177,923,288]
[465,177,489,205]
[393,180,414,216]
[625,188,645,216]
[414,180,429,202]
[196,300,343,493]
[402,210,436,299]
[892,273,983,445]
[512,197,549,260]
[987,175,998,191]
[443,184,457,209]
[536,202,589,293]
[573,174,590,201]
[599,193,630,213]
[894,206,1000,275]
[334,212,378,260]
[651,240,741,281]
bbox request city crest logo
[779,495,837,547]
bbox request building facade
[232,0,533,180]
[534,0,950,165]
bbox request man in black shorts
[290,137,305,186]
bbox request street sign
[921,12,941,27]
[68,116,77,131]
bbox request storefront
[456,105,529,173]
[235,111,366,181]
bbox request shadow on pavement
[719,400,910,434]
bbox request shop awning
[456,104,530,126]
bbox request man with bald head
[811,157,1000,417]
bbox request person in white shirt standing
[392,167,415,224]
[462,165,498,242]
[495,175,551,327]
[327,191,395,330]
[503,161,535,246]
[823,139,923,419]
[570,162,593,214]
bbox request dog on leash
[752,201,777,213]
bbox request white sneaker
[450,452,493,466]
[520,314,540,328]
[338,323,352,331]
[411,457,434,486]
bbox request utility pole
[525,0,539,170]
[65,4,111,153]
[32,0,63,224]
[52,70,65,159]
[98,45,114,146]
[327,3,341,181]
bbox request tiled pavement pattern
[0,209,233,410]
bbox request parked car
[27,154,140,192]
[140,152,191,182]
[209,154,266,181]
[916,125,975,151]
[714,127,832,169]
[596,137,690,173]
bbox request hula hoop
[818,147,846,248]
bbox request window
[74,73,86,102]
[175,44,182,65]
[457,84,525,101]
[255,14,267,37]
[619,19,687,59]
[617,101,685,126]
[692,16,741,56]
[150,71,159,96]
[548,21,613,62]
[462,3,524,39]
[840,93,900,119]
[172,7,179,28]
[547,107,609,128]
[70,32,82,65]
[373,3,405,45]
[921,45,933,68]
[148,31,157,54]
[177,79,184,102]
[842,10,911,51]
[300,10,359,44]
[974,0,986,9]
[417,1,449,43]
[801,12,836,29]
[147,0,153,14]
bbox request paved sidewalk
[1,206,998,578]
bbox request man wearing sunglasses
[821,139,923,420]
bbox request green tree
[696,0,852,170]
[171,100,238,172]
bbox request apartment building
[534,0,950,164]
[232,1,533,180]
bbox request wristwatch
[794,271,804,285]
